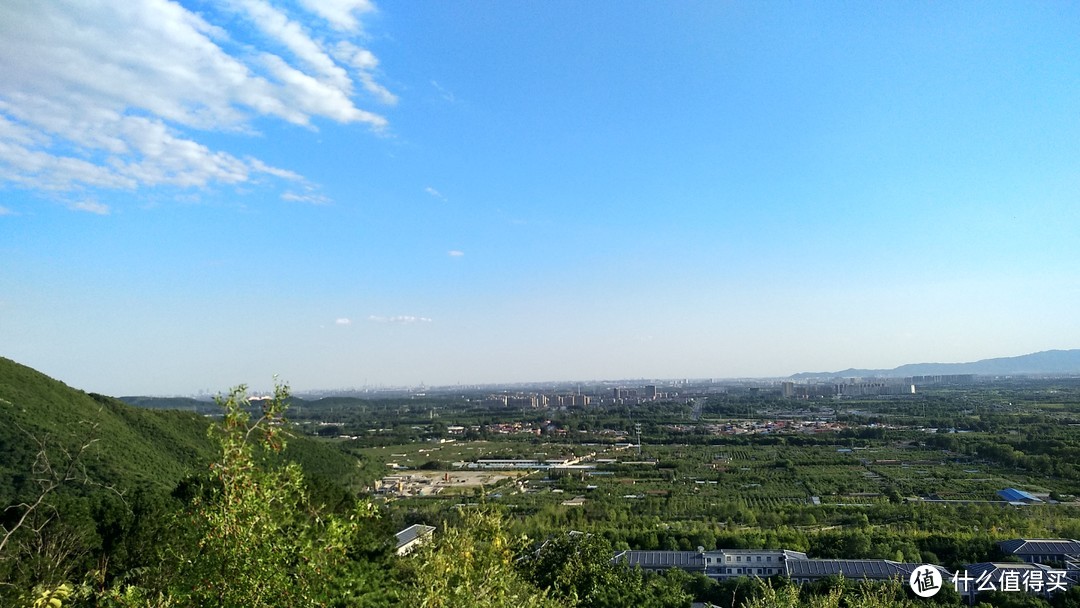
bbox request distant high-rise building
[645,385,657,400]
[781,381,795,398]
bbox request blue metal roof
[998,488,1041,502]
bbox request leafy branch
[1,421,102,559]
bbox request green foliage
[27,583,73,608]
[0,357,370,507]
[0,356,216,502]
[521,533,619,606]
[0,361,393,607]
[161,382,379,608]
[520,532,691,608]
[740,577,928,608]
[591,567,692,608]
[402,508,563,608]
[741,579,804,608]
[973,591,1052,608]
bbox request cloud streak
[298,0,374,33]
[282,190,331,205]
[0,0,393,196]
[367,315,433,324]
[430,80,457,103]
[68,201,111,215]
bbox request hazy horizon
[3,2,1079,395]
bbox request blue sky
[1,1,1078,395]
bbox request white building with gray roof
[395,524,436,556]
[998,538,1080,567]
[613,548,943,586]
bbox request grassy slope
[0,357,369,504]
[0,357,215,501]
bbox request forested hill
[0,357,217,504]
[0,357,370,505]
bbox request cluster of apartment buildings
[665,419,846,436]
[478,376,983,407]
[779,374,978,399]
[612,385,671,403]
[479,384,676,408]
[482,393,592,408]
[780,381,915,399]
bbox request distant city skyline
[2,2,1079,396]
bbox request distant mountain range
[790,349,1080,380]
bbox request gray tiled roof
[998,539,1080,556]
[613,551,706,570]
[785,559,924,579]
[395,524,435,549]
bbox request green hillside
[0,357,371,505]
[0,357,215,503]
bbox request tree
[0,423,115,604]
[402,507,562,608]
[161,382,382,608]
[520,532,691,608]
[521,533,619,607]
[740,577,932,608]
[740,579,804,608]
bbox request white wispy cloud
[431,80,457,103]
[447,250,465,257]
[336,41,398,105]
[335,317,352,325]
[0,0,393,196]
[0,205,15,216]
[298,0,374,32]
[282,190,331,205]
[69,201,111,215]
[367,315,433,324]
[425,186,446,200]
